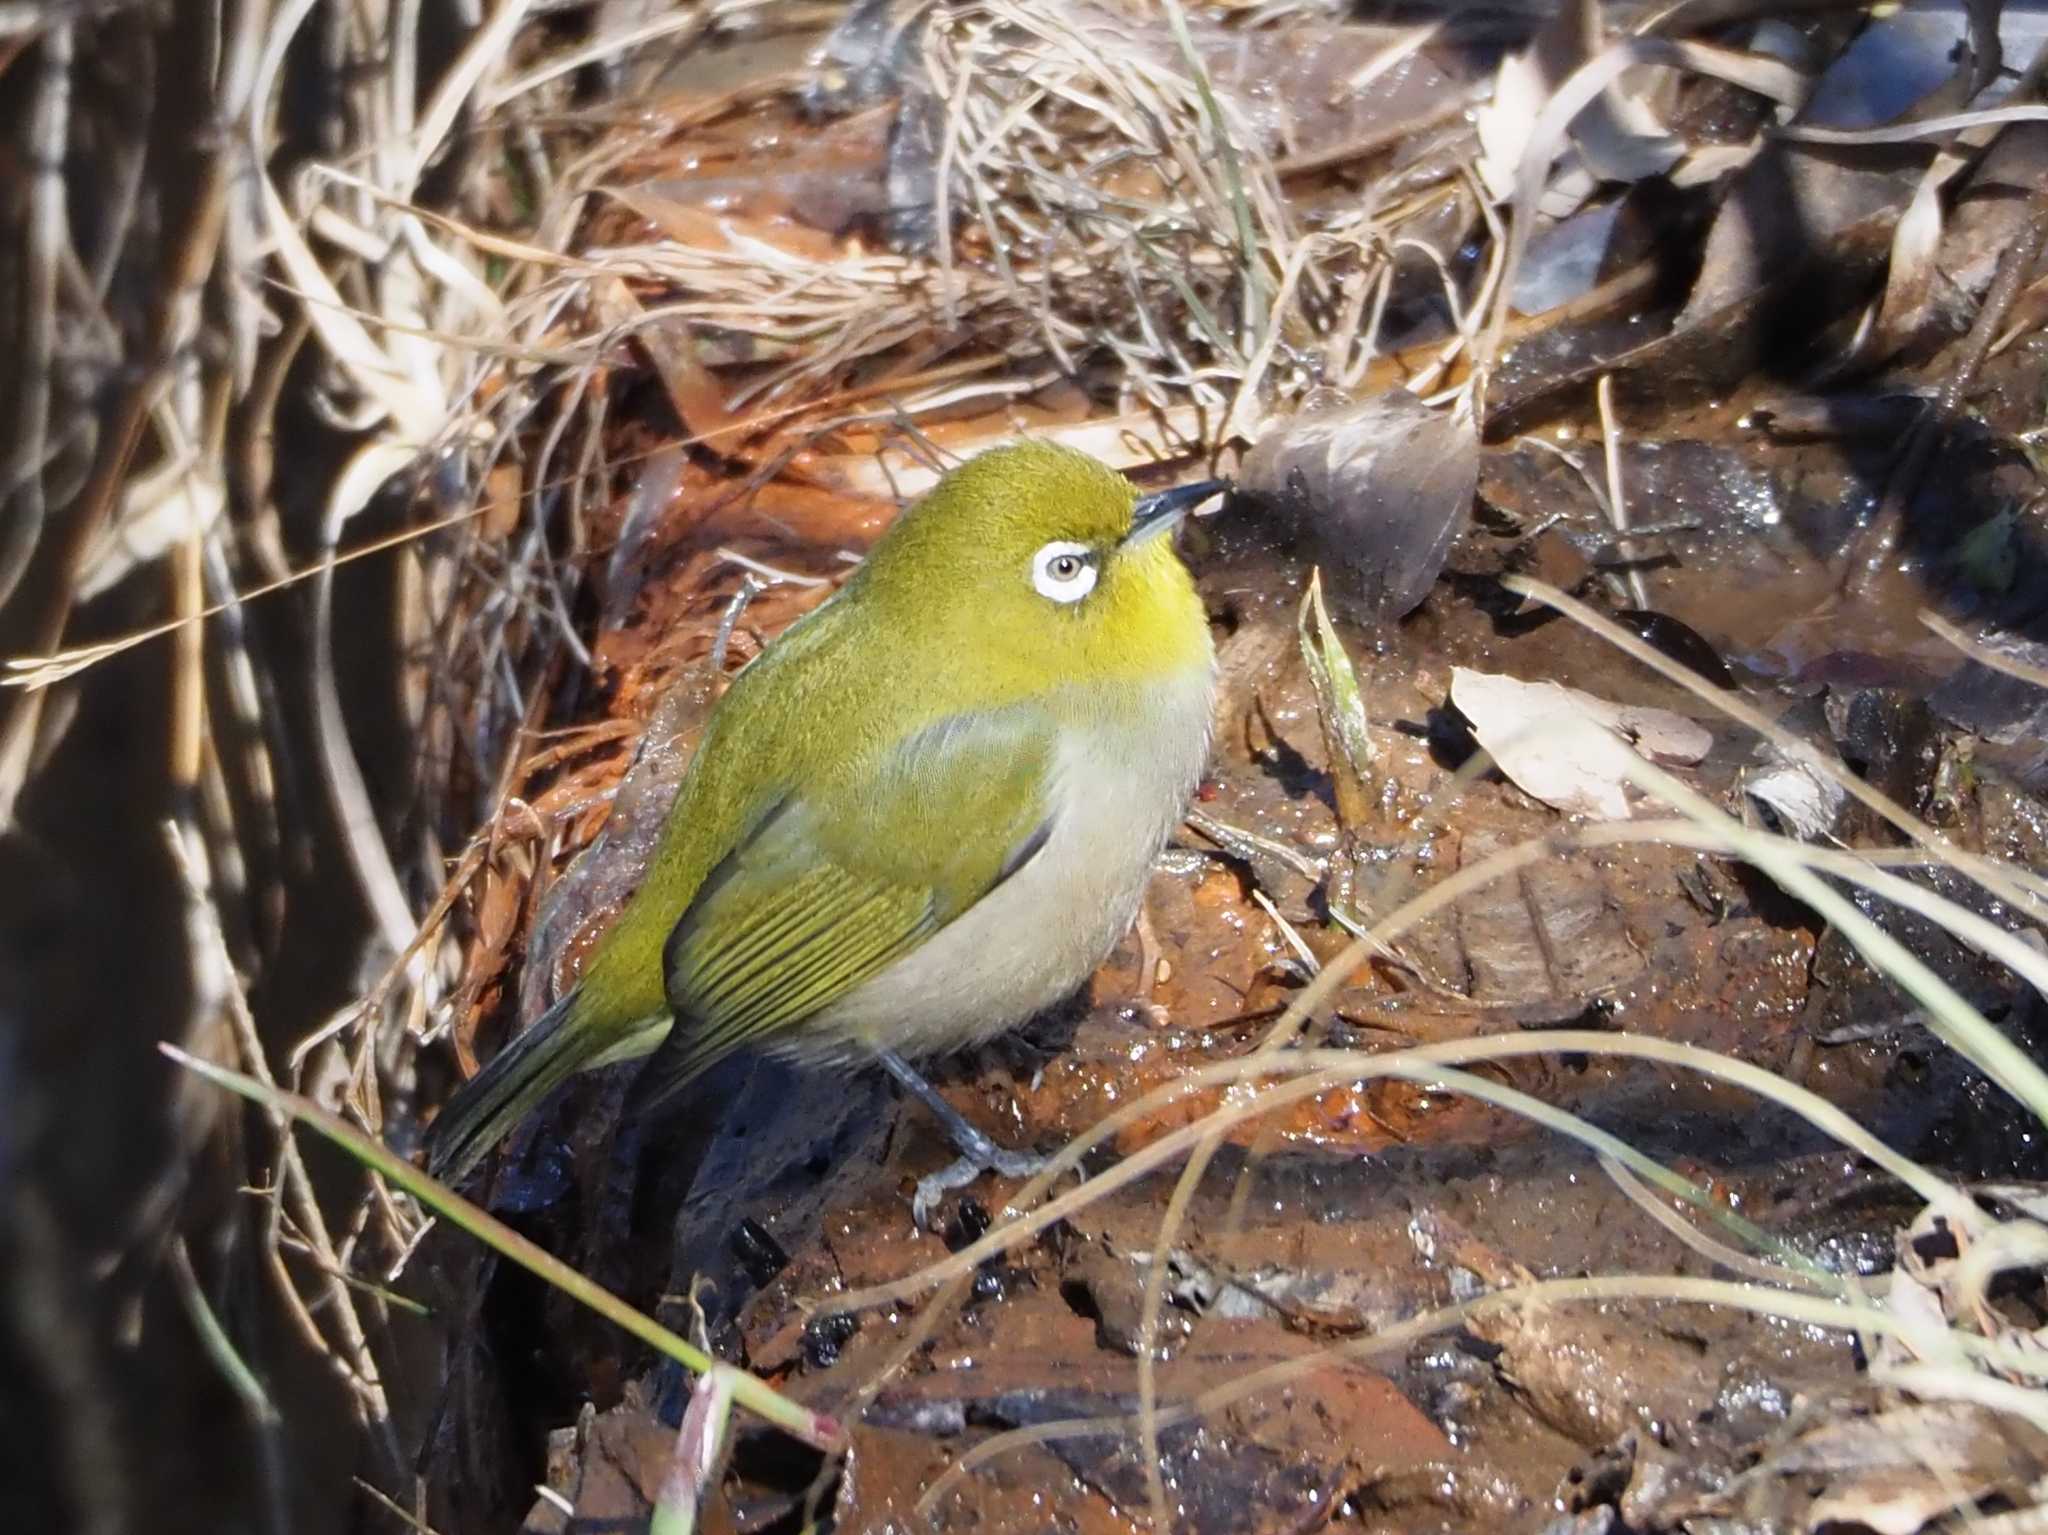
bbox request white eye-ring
[1031,541,1098,603]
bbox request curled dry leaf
[1450,666,1711,821]
[1703,1396,2048,1535]
[1796,1403,2043,1535]
[1740,736,1848,843]
[1473,0,1682,212]
[1238,387,1478,623]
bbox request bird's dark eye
[1050,554,1083,580]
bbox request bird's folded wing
[649,705,1057,1088]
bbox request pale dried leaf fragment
[1475,45,1551,203]
[77,454,226,600]
[1748,1401,2047,1535]
[1474,0,1691,208]
[1451,666,1710,820]
[1741,735,1848,842]
[1871,169,1950,352]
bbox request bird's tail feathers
[424,988,604,1185]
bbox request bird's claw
[910,1138,1054,1232]
[877,1048,1057,1231]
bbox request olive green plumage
[425,441,1216,1183]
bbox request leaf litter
[397,1,2048,1527]
[68,0,2048,1529]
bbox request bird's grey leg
[876,1049,1051,1228]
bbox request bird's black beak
[1127,479,1229,545]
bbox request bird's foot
[878,1048,1055,1231]
[911,1131,1053,1232]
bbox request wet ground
[11,5,2048,1535]
[424,328,2048,1532]
[397,10,2048,1533]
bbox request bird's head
[851,441,1220,698]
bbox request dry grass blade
[312,440,437,969]
[1159,0,1271,341]
[351,1479,448,1535]
[0,504,486,691]
[832,1024,1970,1317]
[163,826,401,1473]
[1595,373,1651,608]
[1598,1154,1825,1288]
[1877,1363,2048,1438]
[160,1044,844,1455]
[1296,567,1375,832]
[652,1366,741,1535]
[1923,609,2048,691]
[0,19,67,612]
[1778,103,2048,145]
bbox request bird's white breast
[793,663,1216,1061]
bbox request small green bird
[425,442,1220,1220]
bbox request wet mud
[410,12,2048,1534]
[430,343,2048,1529]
